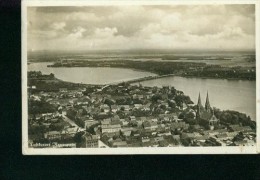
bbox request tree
[186,111,195,119]
[86,123,99,134]
[151,94,162,103]
[185,118,197,125]
[170,87,177,96]
[175,95,193,107]
[83,87,95,95]
[50,73,55,78]
[120,106,125,111]
[104,98,115,106]
[160,104,167,110]
[28,125,47,135]
[218,110,252,126]
[28,99,56,115]
[49,123,64,131]
[168,100,176,108]
[74,131,86,148]
[132,109,150,117]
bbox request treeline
[28,71,99,92]
[28,71,55,79]
[178,107,255,130]
[28,79,84,92]
[185,67,255,80]
[50,60,206,75]
[162,55,232,61]
[214,109,255,129]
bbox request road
[98,140,110,148]
[62,111,85,132]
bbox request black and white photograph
[22,0,259,154]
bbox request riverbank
[28,71,102,92]
[181,74,256,81]
[48,60,256,81]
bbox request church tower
[209,109,219,130]
[205,91,211,113]
[196,92,202,119]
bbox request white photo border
[22,0,260,155]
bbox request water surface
[28,62,157,85]
[28,62,256,120]
[135,76,256,121]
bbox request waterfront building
[196,92,220,130]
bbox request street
[62,111,85,132]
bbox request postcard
[22,0,259,154]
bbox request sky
[27,5,255,51]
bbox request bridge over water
[101,74,175,90]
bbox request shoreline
[28,61,255,81]
[48,66,256,82]
[28,70,256,121]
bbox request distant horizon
[27,48,256,54]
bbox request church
[196,92,219,130]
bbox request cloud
[27,5,255,51]
[50,22,66,30]
[65,12,102,22]
[68,26,86,39]
[94,27,118,38]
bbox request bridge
[101,74,175,90]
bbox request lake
[135,76,256,121]
[28,62,256,120]
[28,62,157,85]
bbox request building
[100,104,110,113]
[205,91,211,113]
[101,124,121,133]
[111,105,119,113]
[75,116,99,129]
[129,116,136,121]
[59,88,68,93]
[101,119,111,128]
[142,121,151,130]
[119,105,130,111]
[111,139,127,147]
[61,127,78,138]
[208,112,219,130]
[196,92,207,119]
[159,113,178,122]
[196,92,220,129]
[44,131,61,140]
[121,127,133,137]
[134,104,143,109]
[170,122,189,131]
[86,135,99,148]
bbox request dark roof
[143,121,151,127]
[159,140,169,147]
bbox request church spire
[197,92,202,107]
[196,92,202,119]
[205,91,211,113]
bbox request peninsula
[48,60,256,81]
